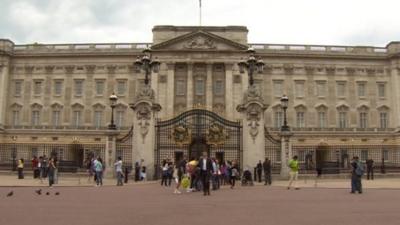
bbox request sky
[0,0,399,46]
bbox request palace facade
[1,25,400,176]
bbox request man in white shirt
[198,151,212,196]
[114,157,123,186]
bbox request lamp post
[11,136,17,171]
[238,47,265,86]
[280,95,290,132]
[108,93,118,130]
[134,48,160,86]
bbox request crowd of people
[15,155,59,188]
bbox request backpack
[355,162,364,176]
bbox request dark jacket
[263,160,271,173]
[198,157,213,174]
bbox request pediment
[151,30,248,51]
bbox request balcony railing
[13,43,152,53]
[4,125,131,131]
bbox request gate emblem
[206,123,228,146]
[171,124,192,146]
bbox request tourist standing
[256,160,262,183]
[161,160,169,186]
[350,156,364,194]
[31,156,39,179]
[219,161,227,185]
[230,160,239,189]
[198,151,213,196]
[366,158,374,180]
[48,158,56,187]
[174,156,187,194]
[287,155,300,190]
[94,157,103,187]
[114,157,123,186]
[263,158,272,185]
[167,160,174,186]
[41,155,48,178]
[17,158,24,179]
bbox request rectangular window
[274,111,283,128]
[94,111,102,128]
[359,112,368,128]
[14,81,22,96]
[117,80,127,95]
[380,112,388,129]
[54,80,63,96]
[273,80,283,96]
[337,81,346,97]
[378,83,386,98]
[176,79,186,96]
[296,112,305,128]
[361,150,368,161]
[339,112,347,128]
[12,110,20,126]
[214,80,224,96]
[294,81,305,97]
[74,80,84,96]
[316,81,326,97]
[357,82,366,97]
[72,111,81,127]
[52,111,60,126]
[95,80,105,96]
[116,111,124,129]
[31,110,40,126]
[318,111,326,128]
[195,79,205,96]
[383,149,389,161]
[33,80,42,95]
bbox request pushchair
[241,169,254,186]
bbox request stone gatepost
[104,130,119,178]
[237,85,268,171]
[130,85,161,180]
[280,131,293,178]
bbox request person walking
[174,156,187,194]
[350,156,364,194]
[287,155,300,190]
[161,160,169,186]
[48,158,56,187]
[256,160,262,183]
[366,158,374,180]
[198,151,213,196]
[17,158,24,179]
[114,156,124,186]
[31,156,39,179]
[263,158,272,185]
[94,157,103,187]
[230,160,239,189]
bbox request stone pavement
[2,173,400,189]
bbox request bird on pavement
[35,189,42,195]
[55,192,60,196]
[6,191,13,197]
[46,192,50,195]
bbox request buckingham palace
[1,25,400,178]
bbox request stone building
[1,25,400,177]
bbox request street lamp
[280,95,290,132]
[238,47,265,86]
[134,48,160,86]
[108,93,118,130]
[11,136,17,171]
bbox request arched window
[295,105,307,128]
[315,105,328,128]
[358,105,369,129]
[337,105,349,128]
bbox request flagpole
[199,0,202,26]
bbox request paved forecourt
[1,182,400,225]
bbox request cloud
[0,0,399,46]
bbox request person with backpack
[350,156,364,194]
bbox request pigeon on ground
[35,189,42,195]
[46,192,50,195]
[55,192,60,196]
[6,191,13,197]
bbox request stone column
[206,63,213,110]
[280,131,293,178]
[0,39,13,129]
[166,63,175,118]
[187,63,193,109]
[104,130,119,178]
[151,70,159,101]
[225,63,234,120]
[130,85,161,180]
[237,85,268,171]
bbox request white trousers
[288,171,298,188]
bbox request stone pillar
[206,63,213,110]
[166,63,175,118]
[151,70,159,101]
[225,63,234,119]
[104,131,119,178]
[130,85,161,180]
[280,131,293,178]
[237,85,268,171]
[187,63,193,109]
[0,39,13,129]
